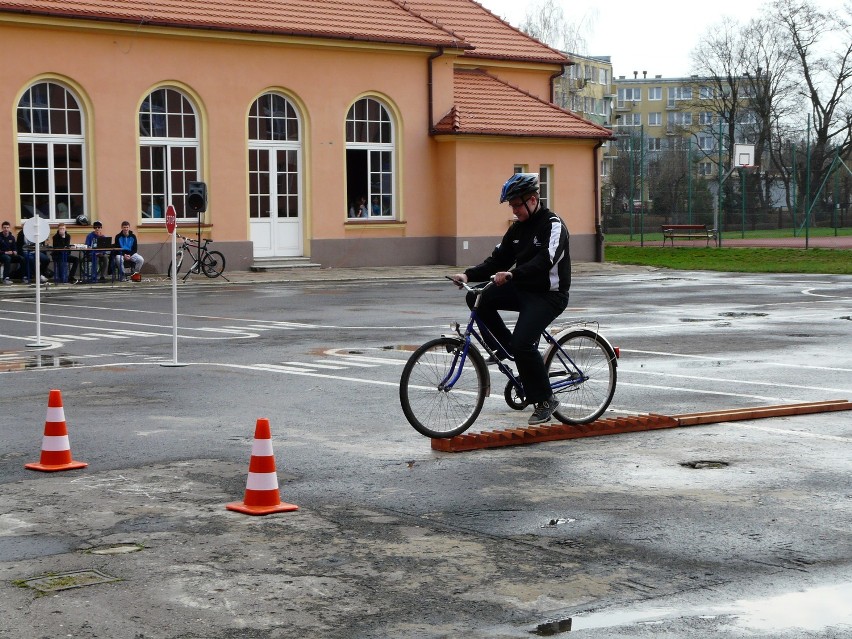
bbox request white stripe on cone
[45,407,65,422]
[245,472,280,491]
[251,439,274,456]
[41,435,71,451]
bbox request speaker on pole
[187,181,207,213]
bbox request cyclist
[451,173,570,425]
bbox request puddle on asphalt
[0,353,79,372]
[569,582,852,632]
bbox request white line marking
[732,422,850,442]
[622,349,852,373]
[280,361,347,370]
[51,334,100,341]
[335,355,408,365]
[617,380,782,402]
[253,364,318,373]
[316,359,378,368]
[620,367,852,395]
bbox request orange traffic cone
[25,389,88,472]
[226,418,298,515]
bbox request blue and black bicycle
[399,277,619,439]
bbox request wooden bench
[661,224,718,247]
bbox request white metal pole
[26,219,48,349]
[161,213,187,367]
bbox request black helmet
[499,173,539,203]
[75,214,89,226]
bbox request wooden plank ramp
[430,400,852,453]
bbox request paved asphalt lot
[0,263,850,638]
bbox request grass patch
[606,227,852,244]
[605,246,852,274]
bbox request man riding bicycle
[452,173,570,425]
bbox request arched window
[17,81,86,221]
[139,87,199,220]
[248,93,301,220]
[345,97,394,219]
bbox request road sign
[23,216,50,243]
[165,205,176,234]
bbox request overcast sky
[475,0,839,78]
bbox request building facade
[0,0,613,273]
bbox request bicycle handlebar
[176,234,212,245]
[445,275,495,294]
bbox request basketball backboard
[734,143,755,168]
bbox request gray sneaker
[528,396,560,425]
[2,277,11,284]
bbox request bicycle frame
[442,280,587,400]
[177,236,208,281]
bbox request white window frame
[248,93,302,221]
[345,97,395,219]
[139,87,200,222]
[648,112,662,126]
[538,165,551,209]
[16,81,87,222]
[617,87,641,108]
[648,87,662,101]
[667,86,692,107]
[668,112,693,127]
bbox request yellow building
[0,0,613,272]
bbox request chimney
[643,71,647,78]
[633,71,638,79]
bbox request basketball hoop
[735,143,755,169]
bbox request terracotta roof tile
[402,0,567,63]
[434,69,614,139]
[0,0,472,49]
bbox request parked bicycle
[399,277,619,439]
[167,234,226,280]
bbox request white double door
[249,146,302,258]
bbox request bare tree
[689,17,750,165]
[773,0,852,222]
[519,0,596,55]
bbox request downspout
[593,140,604,262]
[427,47,444,134]
[550,64,567,104]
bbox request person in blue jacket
[113,221,144,280]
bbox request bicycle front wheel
[201,250,226,278]
[545,329,617,425]
[167,249,185,279]
[399,337,488,439]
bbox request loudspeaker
[187,181,207,213]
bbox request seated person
[51,222,80,283]
[113,221,144,280]
[84,221,109,282]
[0,220,20,284]
[16,226,50,284]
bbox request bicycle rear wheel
[399,337,488,439]
[545,329,617,424]
[167,249,185,279]
[201,250,226,278]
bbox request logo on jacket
[533,237,541,247]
